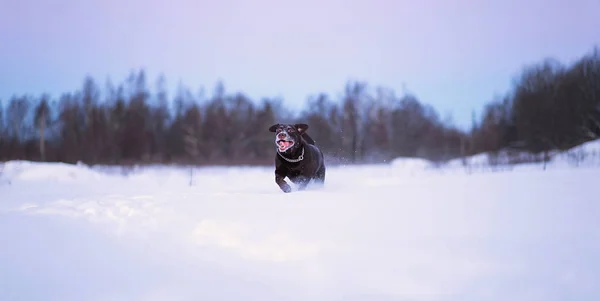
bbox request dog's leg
[315,166,326,186]
[290,175,310,191]
[275,169,292,193]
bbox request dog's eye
[287,127,294,132]
[276,128,282,133]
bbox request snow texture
[1,140,600,301]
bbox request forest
[1,46,599,166]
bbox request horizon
[1,0,599,130]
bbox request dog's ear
[268,124,280,132]
[294,123,309,133]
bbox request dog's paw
[280,183,292,193]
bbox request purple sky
[1,0,599,129]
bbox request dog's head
[268,123,309,153]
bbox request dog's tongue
[278,141,292,150]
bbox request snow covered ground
[1,142,600,301]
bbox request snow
[391,138,600,173]
[1,141,600,301]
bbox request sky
[0,0,599,129]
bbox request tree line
[0,46,599,166]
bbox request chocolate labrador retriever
[268,123,326,193]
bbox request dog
[268,123,326,193]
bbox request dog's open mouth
[277,140,294,151]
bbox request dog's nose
[277,133,286,139]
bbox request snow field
[1,142,600,301]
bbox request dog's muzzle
[275,132,295,152]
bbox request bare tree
[341,81,367,163]
[34,95,51,161]
[6,96,31,143]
